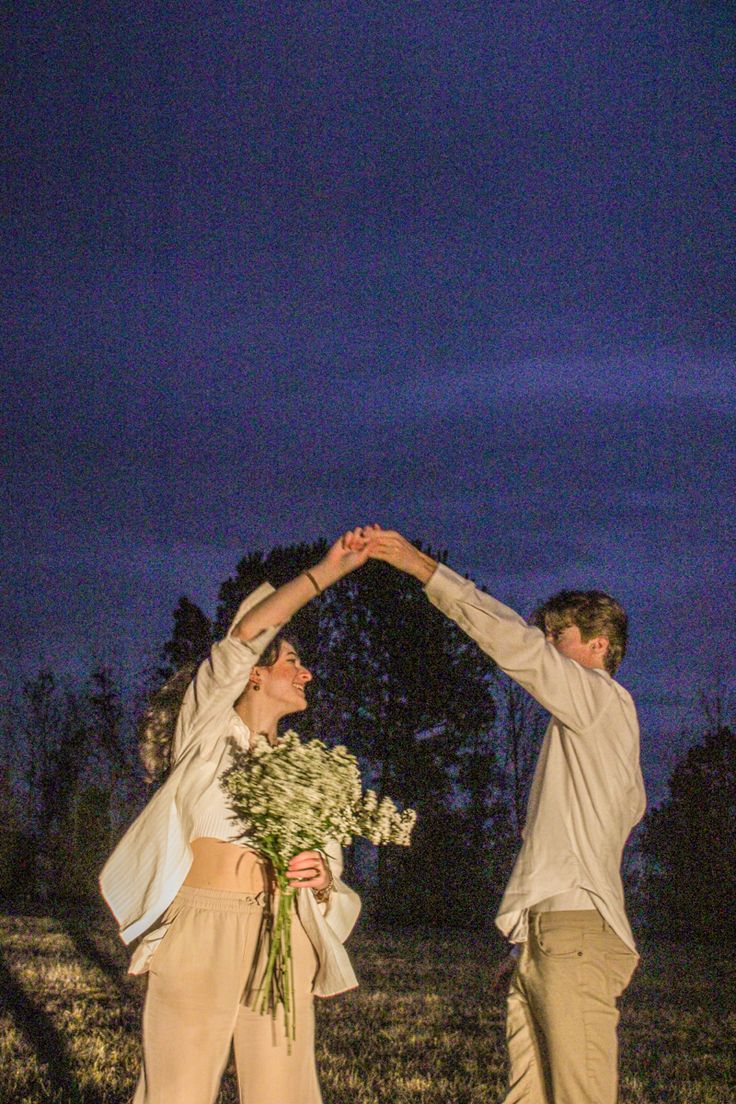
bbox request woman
[100,531,369,1104]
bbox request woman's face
[257,640,313,712]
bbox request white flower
[220,730,416,869]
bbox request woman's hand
[310,527,374,589]
[362,526,438,584]
[232,528,373,642]
[286,850,332,891]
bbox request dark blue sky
[2,2,734,796]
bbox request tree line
[0,666,142,900]
[1,540,733,940]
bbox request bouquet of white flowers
[221,729,416,1041]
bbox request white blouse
[100,583,361,996]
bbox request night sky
[3,3,734,799]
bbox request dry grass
[0,910,733,1103]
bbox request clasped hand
[336,524,437,584]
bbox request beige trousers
[503,910,638,1104]
[132,886,322,1104]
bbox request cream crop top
[188,711,255,847]
[189,777,249,844]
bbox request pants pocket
[146,900,187,974]
[535,917,585,958]
[602,930,638,996]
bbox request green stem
[258,875,296,1047]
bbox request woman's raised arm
[231,528,371,642]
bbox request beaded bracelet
[312,866,334,904]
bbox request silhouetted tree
[7,665,136,899]
[641,724,736,942]
[159,596,213,678]
[496,677,547,837]
[0,764,31,897]
[308,553,504,924]
[20,670,78,829]
[79,666,140,880]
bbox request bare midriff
[183,837,270,893]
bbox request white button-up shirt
[425,564,646,952]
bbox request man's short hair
[531,590,628,675]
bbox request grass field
[0,909,734,1104]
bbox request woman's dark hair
[138,633,295,783]
[254,635,286,669]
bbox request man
[363,527,646,1104]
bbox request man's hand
[361,526,438,584]
[491,948,519,991]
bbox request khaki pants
[132,886,322,1104]
[503,910,638,1104]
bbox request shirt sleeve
[207,580,281,693]
[173,583,282,760]
[425,563,616,734]
[312,839,361,943]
